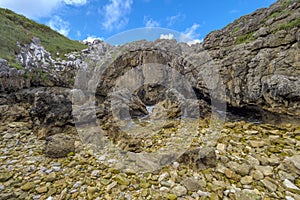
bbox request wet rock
[44,134,75,158]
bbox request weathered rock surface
[203,0,300,116]
[0,0,299,148]
[44,133,75,158]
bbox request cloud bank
[48,16,70,36]
[102,0,133,31]
[0,0,88,19]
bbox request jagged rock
[44,134,75,158]
[203,0,300,117]
[178,147,217,169]
[29,87,76,139]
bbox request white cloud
[160,33,174,40]
[0,0,61,19]
[187,39,203,46]
[102,0,133,31]
[166,13,184,27]
[83,35,104,43]
[0,0,87,19]
[144,17,160,28]
[64,0,87,6]
[180,23,202,45]
[77,31,82,37]
[229,9,239,14]
[48,16,70,36]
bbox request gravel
[0,120,299,199]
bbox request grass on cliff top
[0,8,87,65]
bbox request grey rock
[287,155,300,170]
[255,165,273,176]
[227,161,250,176]
[241,176,253,185]
[44,134,75,158]
[250,170,264,181]
[181,177,202,192]
[178,147,216,169]
[283,179,300,194]
[234,189,261,200]
[261,178,278,192]
[171,185,187,197]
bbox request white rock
[287,155,300,170]
[217,143,226,153]
[283,179,300,193]
[158,172,169,182]
[171,185,187,197]
[197,190,210,197]
[159,186,170,193]
[285,196,295,200]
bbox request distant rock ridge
[0,0,299,139]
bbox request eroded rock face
[203,0,300,116]
[0,0,299,142]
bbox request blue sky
[0,0,276,45]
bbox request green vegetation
[10,62,24,70]
[0,8,87,66]
[232,27,240,35]
[278,18,300,30]
[268,11,284,19]
[280,0,291,10]
[236,32,256,44]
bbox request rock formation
[0,0,299,142]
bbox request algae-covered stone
[165,193,177,200]
[45,172,56,182]
[0,172,13,182]
[36,186,48,193]
[21,182,35,191]
[114,174,130,186]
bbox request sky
[0,0,277,45]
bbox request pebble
[241,176,253,185]
[0,121,299,199]
[21,182,35,191]
[283,179,300,194]
[181,177,202,192]
[171,185,187,197]
[261,178,278,192]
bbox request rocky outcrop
[0,0,299,142]
[203,0,300,116]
